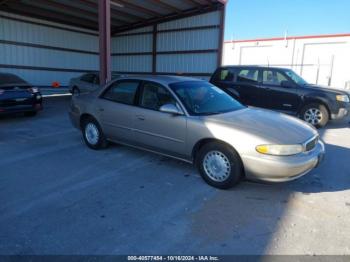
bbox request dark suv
[210,66,350,128]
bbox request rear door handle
[136,115,145,121]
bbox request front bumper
[331,107,349,120]
[242,141,325,182]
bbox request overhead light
[110,1,124,8]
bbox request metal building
[0,0,226,87]
[223,33,350,89]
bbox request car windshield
[170,81,245,116]
[284,69,308,85]
[0,74,27,86]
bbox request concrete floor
[0,97,349,255]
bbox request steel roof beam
[1,3,98,30]
[76,0,144,21]
[115,0,163,17]
[23,0,126,25]
[150,0,182,13]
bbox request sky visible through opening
[224,0,350,41]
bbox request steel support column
[217,4,226,67]
[98,0,111,85]
[152,24,157,74]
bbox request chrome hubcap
[85,123,99,145]
[203,151,231,182]
[304,108,322,125]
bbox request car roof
[220,65,291,71]
[114,75,202,85]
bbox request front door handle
[136,115,145,121]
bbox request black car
[210,66,350,128]
[0,73,42,116]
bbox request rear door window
[94,75,100,85]
[103,81,140,105]
[237,69,259,84]
[80,74,96,83]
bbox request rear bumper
[0,102,42,115]
[242,141,325,182]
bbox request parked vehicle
[69,72,121,95]
[0,73,42,116]
[69,76,325,189]
[210,66,350,128]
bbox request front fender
[299,92,333,114]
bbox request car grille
[305,136,318,152]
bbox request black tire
[81,117,108,150]
[300,103,329,128]
[24,111,37,117]
[196,142,243,189]
[72,87,80,95]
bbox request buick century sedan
[69,75,325,189]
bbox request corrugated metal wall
[112,26,153,73]
[0,9,222,86]
[0,11,98,86]
[112,11,221,78]
[223,35,350,89]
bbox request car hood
[0,83,30,89]
[305,84,350,96]
[202,108,318,144]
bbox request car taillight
[28,87,39,93]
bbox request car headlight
[256,144,303,156]
[336,95,349,102]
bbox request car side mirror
[159,104,184,115]
[281,80,295,88]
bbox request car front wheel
[300,103,329,128]
[196,142,243,189]
[82,118,108,150]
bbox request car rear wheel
[82,117,108,150]
[196,142,243,189]
[72,87,80,95]
[24,111,37,117]
[300,103,329,128]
